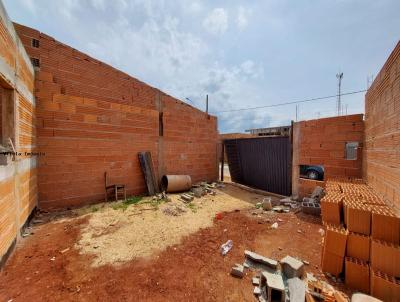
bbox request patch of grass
[125,196,142,205]
[112,196,143,211]
[91,206,99,212]
[186,203,197,213]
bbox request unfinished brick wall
[364,41,400,209]
[292,114,364,198]
[0,2,37,263]
[14,24,218,210]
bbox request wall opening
[30,57,40,68]
[345,142,359,160]
[0,86,15,165]
[159,112,163,136]
[299,164,324,181]
[31,38,40,48]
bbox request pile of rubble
[300,186,325,216]
[179,182,221,203]
[229,250,348,302]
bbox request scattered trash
[162,204,186,216]
[271,222,278,229]
[50,257,56,261]
[220,240,233,256]
[180,193,194,203]
[277,218,283,222]
[255,202,262,209]
[153,191,171,202]
[310,186,325,201]
[262,197,272,211]
[252,277,260,286]
[297,229,302,233]
[215,212,223,220]
[60,248,70,254]
[192,187,205,198]
[253,286,261,296]
[318,228,325,236]
[272,206,289,213]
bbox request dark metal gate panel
[224,137,291,196]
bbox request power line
[212,89,366,114]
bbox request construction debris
[280,255,305,278]
[260,271,285,302]
[253,286,261,296]
[152,191,171,202]
[244,250,278,269]
[180,193,194,203]
[162,204,187,216]
[262,197,272,211]
[288,277,306,302]
[231,264,244,278]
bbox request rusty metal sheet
[224,137,292,196]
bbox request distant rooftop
[245,125,291,136]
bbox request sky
[3,0,400,133]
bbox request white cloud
[236,6,252,30]
[202,8,228,35]
[90,0,106,11]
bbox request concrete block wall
[0,1,37,263]
[364,41,400,210]
[14,24,218,210]
[292,114,364,198]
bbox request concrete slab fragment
[280,255,305,278]
[288,277,306,302]
[231,264,244,278]
[245,250,278,269]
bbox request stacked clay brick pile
[320,178,400,301]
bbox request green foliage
[112,196,143,211]
[186,203,197,213]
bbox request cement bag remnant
[161,175,192,193]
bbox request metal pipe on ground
[161,175,192,193]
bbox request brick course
[292,114,364,198]
[364,41,400,209]
[0,3,37,263]
[14,24,218,210]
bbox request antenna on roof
[336,72,343,116]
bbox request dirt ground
[0,184,348,302]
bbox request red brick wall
[298,114,364,178]
[0,3,37,262]
[364,41,400,209]
[14,24,218,210]
[293,114,364,198]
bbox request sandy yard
[76,184,263,266]
[0,184,351,301]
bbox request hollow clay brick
[345,257,370,294]
[370,239,400,277]
[370,269,400,302]
[346,232,370,262]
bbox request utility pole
[206,94,208,113]
[295,105,298,121]
[336,72,343,116]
